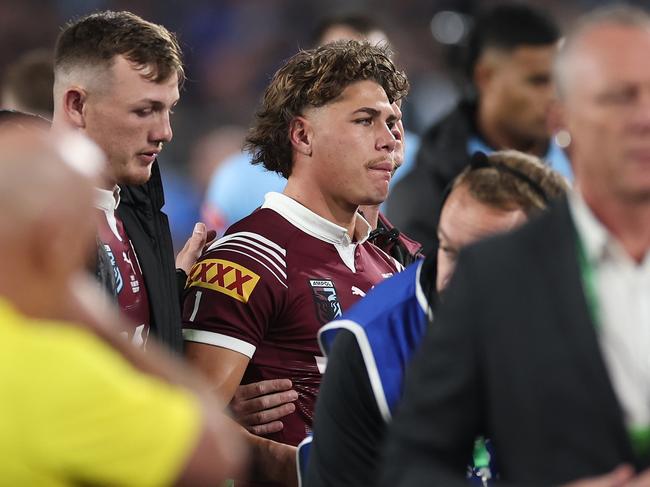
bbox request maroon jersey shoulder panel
[184,206,402,446]
[182,209,294,350]
[242,222,400,446]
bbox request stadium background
[0,0,636,246]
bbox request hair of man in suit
[2,49,54,118]
[437,150,568,291]
[244,40,409,179]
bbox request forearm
[245,430,297,486]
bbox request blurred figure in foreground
[2,48,54,118]
[0,126,245,486]
[382,5,650,486]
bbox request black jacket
[117,161,184,353]
[381,199,640,486]
[385,100,478,254]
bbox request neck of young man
[283,180,358,238]
[581,182,650,264]
[358,205,379,230]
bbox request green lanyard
[576,236,600,328]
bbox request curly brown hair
[54,10,184,86]
[244,40,409,178]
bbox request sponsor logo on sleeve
[103,244,123,293]
[309,279,342,325]
[187,259,260,303]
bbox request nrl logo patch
[187,259,260,303]
[309,279,342,325]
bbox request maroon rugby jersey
[182,192,401,446]
[95,188,150,347]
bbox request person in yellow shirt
[0,123,246,486]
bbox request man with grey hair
[381,5,650,486]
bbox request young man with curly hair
[182,40,408,484]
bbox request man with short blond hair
[52,10,206,352]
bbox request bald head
[554,5,650,100]
[0,129,95,234]
[553,5,650,204]
[0,127,103,310]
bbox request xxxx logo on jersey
[187,259,260,303]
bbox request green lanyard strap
[577,234,650,458]
[576,236,600,328]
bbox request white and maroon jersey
[95,188,150,347]
[182,192,401,446]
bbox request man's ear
[61,87,88,129]
[289,116,313,157]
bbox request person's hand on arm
[231,379,298,435]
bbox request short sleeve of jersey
[3,324,201,487]
[182,224,288,358]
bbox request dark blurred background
[0,0,638,247]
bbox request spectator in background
[183,41,407,486]
[382,5,650,486]
[302,150,568,487]
[0,125,245,487]
[1,48,54,118]
[387,3,569,254]
[52,10,209,352]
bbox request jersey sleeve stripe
[216,235,287,269]
[213,247,288,288]
[210,240,287,279]
[208,231,287,260]
[183,329,256,358]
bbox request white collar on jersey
[94,185,121,212]
[262,192,371,247]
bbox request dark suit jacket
[381,199,641,486]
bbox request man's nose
[376,123,397,152]
[152,111,173,143]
